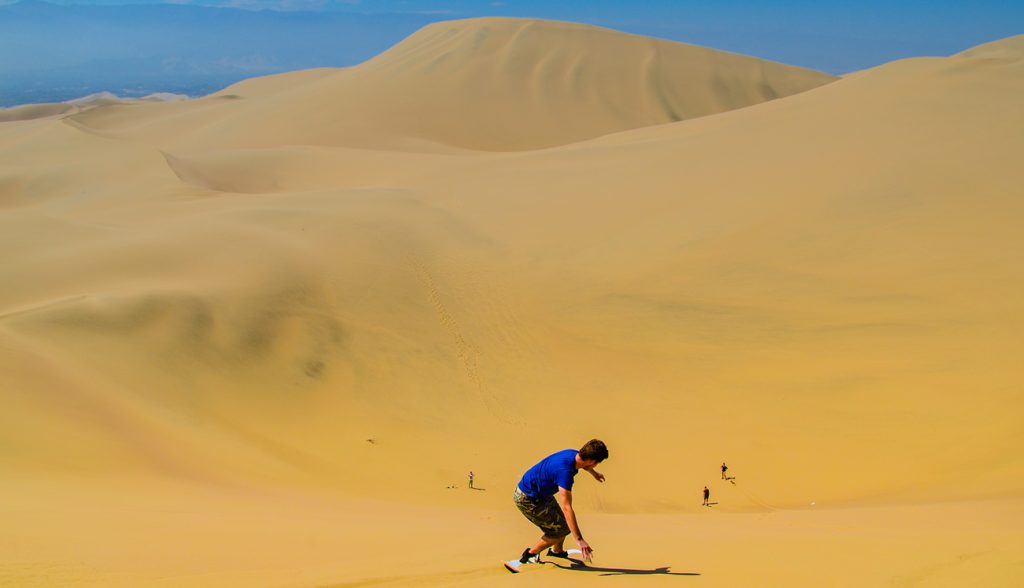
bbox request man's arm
[583,466,605,483]
[556,487,593,561]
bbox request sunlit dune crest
[67,18,837,152]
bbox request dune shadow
[552,559,699,577]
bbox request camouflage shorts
[513,487,570,538]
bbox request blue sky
[1,0,1021,106]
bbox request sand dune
[0,92,189,124]
[1,21,1021,587]
[66,18,836,152]
[0,102,74,122]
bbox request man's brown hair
[579,439,609,462]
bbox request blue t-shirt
[517,449,579,499]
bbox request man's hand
[588,468,605,483]
[578,538,594,562]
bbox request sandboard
[503,549,582,573]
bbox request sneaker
[546,549,571,559]
[520,548,541,564]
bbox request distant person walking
[468,471,475,489]
[703,486,710,506]
[505,439,609,572]
[721,462,728,480]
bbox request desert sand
[1,18,1022,587]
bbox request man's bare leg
[527,535,560,556]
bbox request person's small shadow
[553,558,699,577]
[469,487,486,491]
[704,501,718,507]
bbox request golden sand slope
[0,21,1022,587]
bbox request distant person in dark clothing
[703,486,710,506]
[721,462,728,480]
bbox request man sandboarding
[504,439,609,573]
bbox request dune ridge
[0,92,189,124]
[65,18,836,153]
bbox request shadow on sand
[553,559,699,577]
